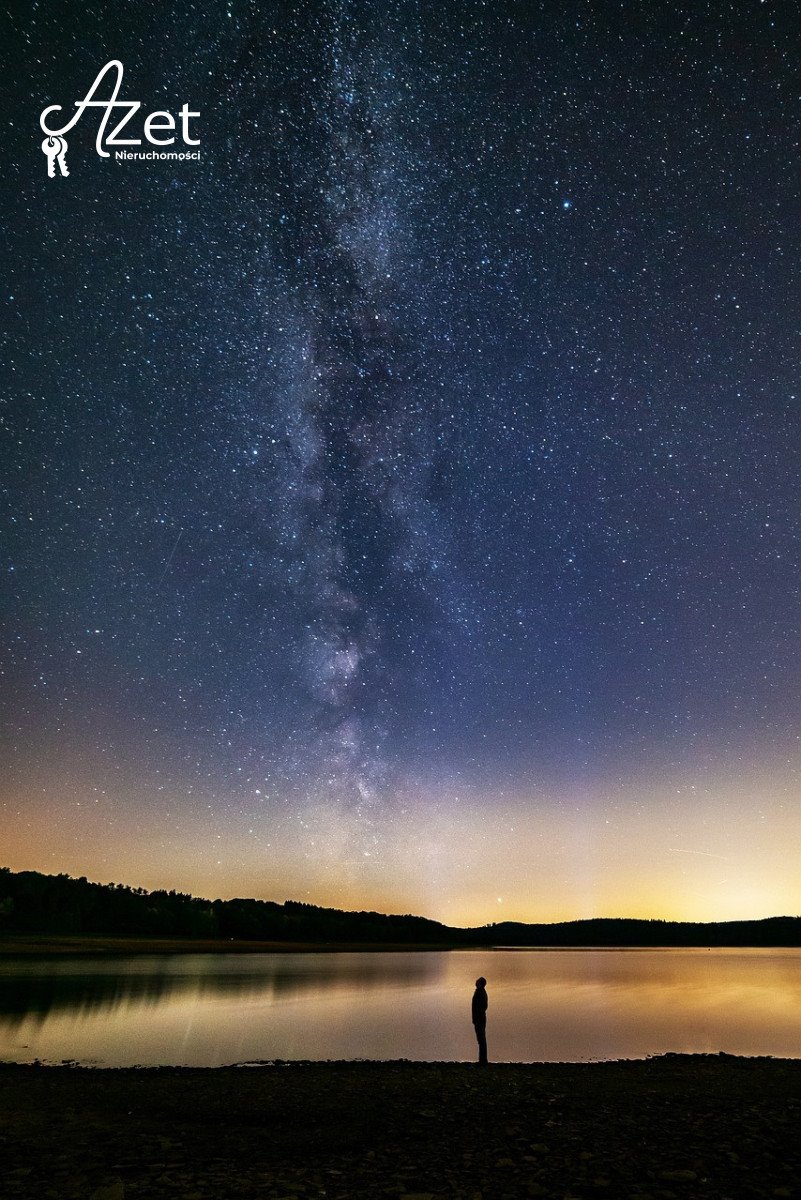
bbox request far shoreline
[0,934,472,956]
[1,934,798,956]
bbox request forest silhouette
[1,867,800,947]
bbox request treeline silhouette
[1,867,800,946]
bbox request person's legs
[475,1020,488,1064]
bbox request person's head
[475,976,487,989]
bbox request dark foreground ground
[1,1056,800,1200]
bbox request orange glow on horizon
[3,748,801,928]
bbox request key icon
[41,135,69,178]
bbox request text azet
[40,61,200,158]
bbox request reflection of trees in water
[0,954,442,1027]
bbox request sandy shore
[1,1056,799,1199]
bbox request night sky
[3,1,801,924]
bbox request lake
[1,947,799,1066]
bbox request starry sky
[3,0,801,925]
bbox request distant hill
[1,867,800,946]
[486,915,801,947]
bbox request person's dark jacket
[471,986,488,1026]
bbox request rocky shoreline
[1,1056,800,1199]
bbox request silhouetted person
[472,976,488,1064]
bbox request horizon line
[3,865,799,929]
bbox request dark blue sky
[3,1,800,921]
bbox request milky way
[267,12,443,835]
[3,1,801,920]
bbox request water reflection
[0,952,438,1024]
[0,948,799,1065]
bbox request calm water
[0,948,799,1066]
